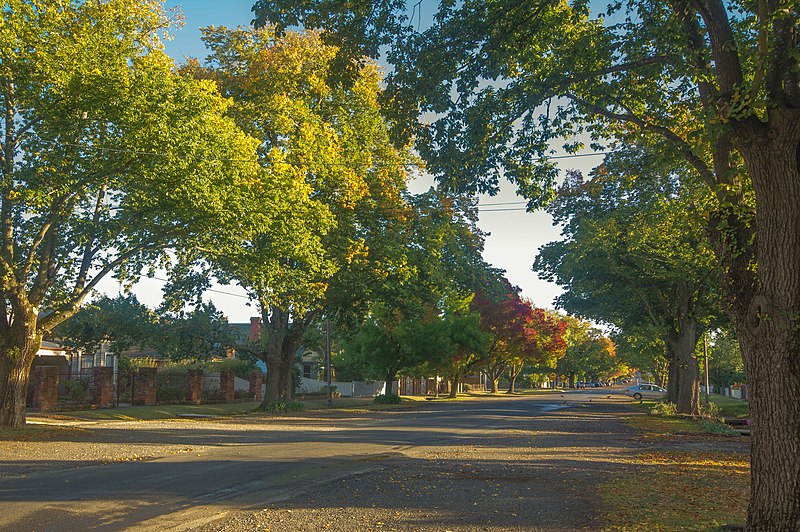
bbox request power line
[143,275,252,300]
[31,138,611,168]
[478,207,533,212]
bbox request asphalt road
[0,389,628,531]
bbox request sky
[96,1,605,322]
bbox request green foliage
[558,315,621,383]
[158,303,238,361]
[708,329,746,389]
[649,402,678,417]
[700,401,723,421]
[699,419,740,436]
[158,358,258,380]
[259,401,305,413]
[62,379,90,404]
[154,375,186,403]
[0,0,268,424]
[373,394,401,404]
[54,295,159,356]
[170,25,419,403]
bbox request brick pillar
[249,370,263,401]
[186,369,204,404]
[219,370,235,403]
[31,366,60,411]
[249,316,261,342]
[134,367,157,405]
[90,367,114,408]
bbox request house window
[81,354,94,369]
[302,363,313,379]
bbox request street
[2,390,638,531]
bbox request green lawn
[630,394,749,420]
[34,395,429,421]
[47,401,262,421]
[710,395,749,418]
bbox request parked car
[624,384,667,400]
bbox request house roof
[40,340,65,351]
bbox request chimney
[249,317,261,342]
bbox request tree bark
[384,370,395,396]
[260,305,286,405]
[0,305,43,427]
[720,120,800,529]
[449,375,459,398]
[666,343,678,404]
[506,363,522,393]
[665,316,701,416]
[485,362,504,393]
[280,327,304,401]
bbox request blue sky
[97,1,605,321]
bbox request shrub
[156,373,187,403]
[373,394,402,404]
[700,419,740,436]
[156,383,185,403]
[212,357,258,379]
[462,383,473,393]
[63,379,90,403]
[320,385,340,397]
[259,401,305,412]
[649,401,678,417]
[700,401,722,420]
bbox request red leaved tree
[472,280,567,393]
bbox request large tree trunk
[666,344,679,405]
[721,121,800,530]
[384,370,395,396]
[0,348,34,427]
[486,362,504,393]
[279,327,304,401]
[0,310,43,427]
[449,374,459,398]
[665,316,701,416]
[261,305,286,405]
[506,364,522,393]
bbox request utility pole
[704,333,710,407]
[326,317,332,408]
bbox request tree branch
[566,92,718,189]
[691,0,745,97]
[70,186,107,300]
[669,0,718,107]
[38,241,167,331]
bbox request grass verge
[600,450,749,531]
[710,395,749,418]
[0,424,87,441]
[45,401,262,421]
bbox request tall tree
[505,307,567,394]
[0,0,262,426]
[176,26,413,404]
[535,164,720,414]
[257,2,800,524]
[53,294,158,357]
[558,317,620,387]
